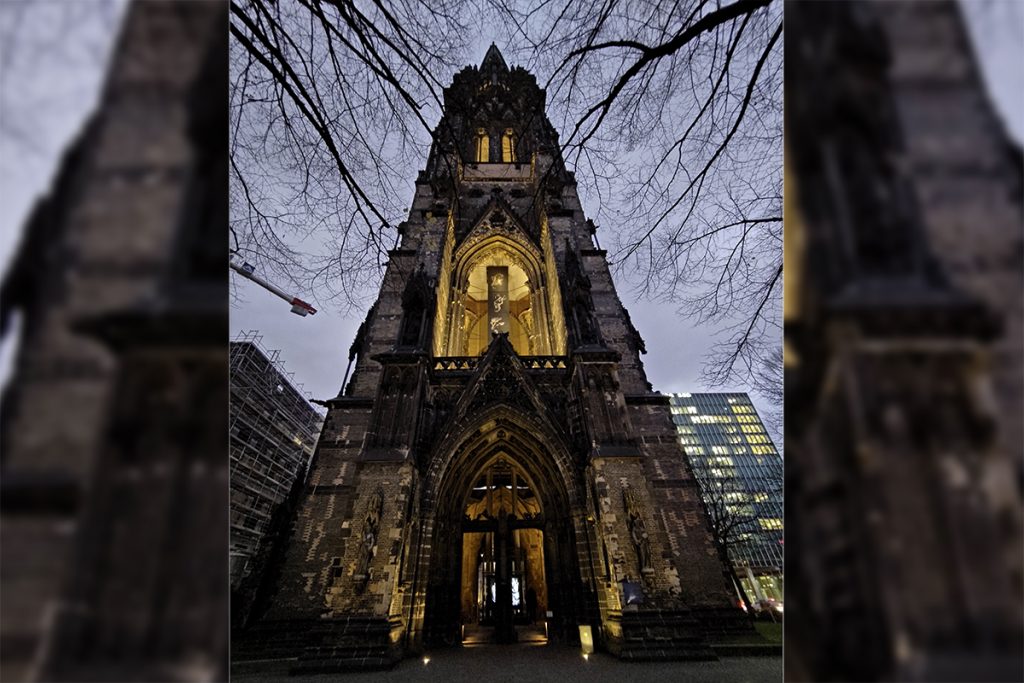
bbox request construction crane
[229,260,317,317]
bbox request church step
[613,608,719,661]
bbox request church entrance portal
[460,460,548,644]
[421,422,589,649]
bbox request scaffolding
[229,330,325,587]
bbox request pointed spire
[480,43,508,73]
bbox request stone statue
[623,485,652,573]
[355,488,384,591]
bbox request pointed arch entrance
[418,409,591,647]
[461,457,546,643]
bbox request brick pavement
[233,645,781,683]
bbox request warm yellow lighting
[475,130,490,162]
[579,625,594,654]
[423,656,431,665]
[502,129,517,162]
[582,653,590,661]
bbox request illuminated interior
[461,259,532,355]
[459,458,548,632]
[434,216,567,357]
[476,129,490,162]
[501,129,517,162]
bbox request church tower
[238,46,743,671]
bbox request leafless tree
[229,0,476,310]
[751,344,782,436]
[229,1,783,396]
[489,0,782,395]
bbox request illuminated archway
[414,406,594,647]
[434,220,566,357]
[459,456,548,640]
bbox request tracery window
[475,128,490,162]
[501,129,517,162]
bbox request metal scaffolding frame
[229,330,325,587]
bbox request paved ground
[233,645,782,683]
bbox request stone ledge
[624,394,671,405]
[322,397,375,409]
[712,643,783,657]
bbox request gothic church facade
[241,47,743,671]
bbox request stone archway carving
[434,205,566,357]
[411,405,593,648]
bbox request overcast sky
[3,1,1023,449]
[226,34,770,424]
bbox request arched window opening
[501,129,517,163]
[434,228,567,358]
[475,128,490,163]
[462,259,532,355]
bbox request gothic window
[433,215,567,358]
[475,129,490,162]
[501,129,517,162]
[461,258,531,355]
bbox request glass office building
[669,392,783,604]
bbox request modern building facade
[668,393,783,604]
[229,333,324,589]
[235,46,747,672]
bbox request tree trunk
[717,541,755,613]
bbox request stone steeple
[235,47,747,672]
[480,42,508,74]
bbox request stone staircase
[611,608,718,661]
[231,618,317,662]
[232,616,403,672]
[289,616,403,673]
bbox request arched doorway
[461,457,547,643]
[419,415,590,648]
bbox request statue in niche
[398,263,433,348]
[623,485,652,574]
[355,488,384,592]
[563,240,602,346]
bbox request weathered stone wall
[264,402,371,619]
[627,399,735,606]
[876,0,1023,618]
[878,0,1022,480]
[1,3,224,680]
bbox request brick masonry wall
[1,3,222,679]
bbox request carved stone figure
[355,488,384,591]
[623,485,652,573]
